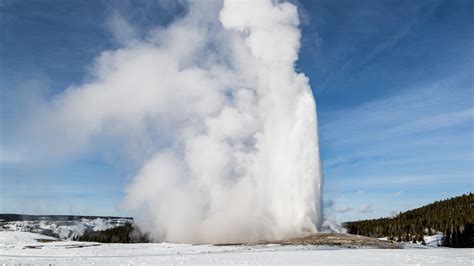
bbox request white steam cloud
[25,0,323,243]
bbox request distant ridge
[0,214,132,222]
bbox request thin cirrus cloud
[321,74,473,182]
[320,76,472,148]
[321,71,473,220]
[333,206,352,214]
[358,204,373,214]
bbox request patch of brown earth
[265,233,401,249]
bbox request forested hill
[343,193,473,248]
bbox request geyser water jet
[30,0,323,243]
[125,0,323,243]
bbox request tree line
[75,223,150,243]
[343,193,473,248]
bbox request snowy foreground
[1,232,472,265]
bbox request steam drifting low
[31,0,323,243]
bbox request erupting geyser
[33,0,323,243]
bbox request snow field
[1,231,472,265]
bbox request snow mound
[0,231,58,247]
[424,233,444,247]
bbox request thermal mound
[217,233,401,249]
[273,233,402,249]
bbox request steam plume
[28,0,323,243]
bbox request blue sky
[1,0,473,222]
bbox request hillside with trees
[343,193,473,248]
[75,223,149,243]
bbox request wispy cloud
[394,191,403,197]
[311,1,441,93]
[321,72,473,222]
[358,204,373,213]
[328,174,472,192]
[333,206,352,214]
[320,77,472,147]
[321,74,473,182]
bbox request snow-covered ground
[424,233,444,246]
[1,231,472,265]
[379,232,445,247]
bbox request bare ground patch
[265,233,402,249]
